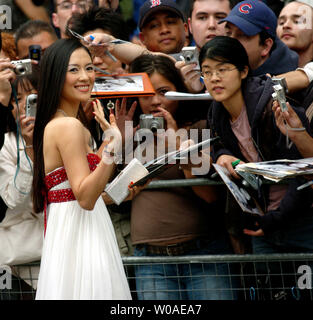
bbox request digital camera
[272,83,288,112]
[11,59,32,76]
[139,114,164,133]
[25,94,37,118]
[181,46,200,70]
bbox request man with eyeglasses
[52,0,94,38]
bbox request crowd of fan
[0,0,312,300]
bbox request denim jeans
[250,214,313,300]
[134,235,239,300]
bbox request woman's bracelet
[102,149,115,157]
[286,126,306,132]
[25,144,33,149]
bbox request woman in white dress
[32,39,131,300]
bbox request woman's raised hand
[92,99,122,158]
[0,58,15,106]
[92,99,109,131]
[115,98,138,143]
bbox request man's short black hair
[15,20,57,47]
[189,0,235,18]
[259,30,276,55]
[67,6,129,40]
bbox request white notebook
[105,158,149,205]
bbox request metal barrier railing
[146,178,224,188]
[1,253,313,301]
[146,177,285,189]
[0,178,308,300]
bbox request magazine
[105,137,218,205]
[212,164,264,216]
[131,136,219,187]
[235,158,313,182]
[91,73,155,98]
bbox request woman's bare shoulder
[45,117,84,136]
[46,117,83,129]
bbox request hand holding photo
[213,163,264,216]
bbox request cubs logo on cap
[151,0,161,7]
[138,0,185,30]
[239,3,252,14]
[219,0,277,38]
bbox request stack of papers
[235,158,313,182]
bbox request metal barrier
[1,178,310,300]
[1,253,313,301]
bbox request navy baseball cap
[139,0,184,30]
[219,0,277,38]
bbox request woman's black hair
[129,54,202,126]
[32,38,91,213]
[199,36,251,74]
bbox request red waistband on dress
[48,188,76,203]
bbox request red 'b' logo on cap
[239,3,252,14]
[151,0,161,7]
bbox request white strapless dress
[35,154,132,300]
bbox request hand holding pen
[211,156,243,179]
[68,29,127,63]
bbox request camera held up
[272,83,288,112]
[181,46,200,70]
[25,94,37,118]
[11,59,32,76]
[139,114,164,133]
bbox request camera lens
[150,121,159,133]
[16,65,25,75]
[185,53,193,62]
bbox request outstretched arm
[276,62,313,93]
[84,33,175,66]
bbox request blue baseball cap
[139,0,185,30]
[219,0,277,38]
